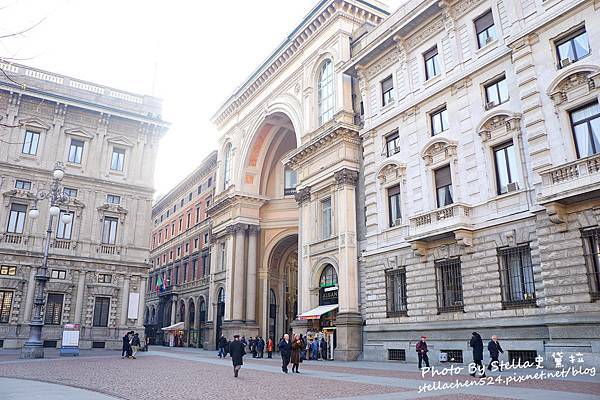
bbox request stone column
[120,278,130,326]
[291,187,311,334]
[170,298,177,325]
[74,270,86,324]
[23,266,37,322]
[230,223,247,322]
[246,225,259,323]
[137,277,147,325]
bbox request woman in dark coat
[291,335,303,373]
[469,332,486,377]
[229,335,246,378]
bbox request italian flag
[156,275,163,294]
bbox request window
[0,291,13,323]
[183,263,188,283]
[51,269,66,280]
[192,259,197,280]
[171,223,175,236]
[318,59,335,125]
[194,238,199,249]
[388,349,406,361]
[223,143,232,189]
[180,199,184,207]
[556,27,590,67]
[44,293,64,325]
[185,243,189,253]
[92,297,110,327]
[321,198,332,239]
[107,194,121,204]
[56,211,74,240]
[187,213,191,229]
[204,233,209,244]
[179,218,183,231]
[485,76,508,108]
[22,130,40,155]
[197,185,202,195]
[196,206,200,224]
[101,217,118,244]
[284,167,297,195]
[434,166,453,207]
[475,10,496,48]
[386,268,407,316]
[424,47,440,80]
[435,258,464,313]
[174,265,179,284]
[582,228,600,300]
[63,187,77,198]
[98,273,112,283]
[208,177,212,187]
[188,193,192,201]
[498,245,536,308]
[320,264,338,287]
[110,148,125,171]
[385,131,400,157]
[0,266,16,276]
[440,350,463,363]
[381,75,394,106]
[387,185,401,227]
[68,139,84,164]
[15,180,31,190]
[219,242,227,270]
[7,204,27,234]
[570,101,600,158]
[494,141,518,194]
[431,106,449,136]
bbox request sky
[1,0,403,197]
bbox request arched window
[318,59,335,125]
[223,143,232,189]
[218,288,225,304]
[320,264,338,288]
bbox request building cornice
[207,192,268,218]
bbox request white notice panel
[128,293,140,319]
[62,330,80,347]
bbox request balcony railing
[539,154,600,203]
[284,187,297,196]
[51,239,72,250]
[408,203,473,240]
[2,233,24,245]
[98,244,119,255]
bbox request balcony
[2,233,24,245]
[538,154,600,204]
[98,244,120,255]
[408,203,474,244]
[51,239,72,250]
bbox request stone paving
[0,347,597,400]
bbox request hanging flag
[156,275,163,294]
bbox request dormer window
[556,27,590,68]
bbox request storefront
[161,322,185,347]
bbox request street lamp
[20,162,71,359]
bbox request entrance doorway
[268,289,277,341]
[215,288,225,343]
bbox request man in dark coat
[217,334,228,358]
[229,335,246,378]
[121,331,132,359]
[257,336,265,358]
[487,335,504,371]
[416,335,430,369]
[278,333,292,373]
[469,332,486,377]
[320,337,328,360]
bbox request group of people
[121,331,142,359]
[416,333,504,377]
[218,332,330,377]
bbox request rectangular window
[177,246,181,257]
[570,101,600,158]
[387,185,401,227]
[485,76,509,108]
[92,297,110,327]
[188,193,192,201]
[0,291,13,323]
[15,180,31,190]
[435,258,464,313]
[7,203,27,234]
[183,263,188,283]
[171,223,175,235]
[388,349,406,361]
[424,46,440,80]
[220,242,227,270]
[386,268,407,317]
[197,185,202,195]
[322,198,332,239]
[196,206,200,224]
[475,10,496,48]
[51,269,66,280]
[434,166,453,208]
[192,259,197,280]
[187,213,191,229]
[284,168,297,195]
[185,243,189,253]
[44,293,64,325]
[56,211,74,240]
[22,130,40,155]
[0,266,16,276]
[110,148,125,171]
[582,228,600,300]
[98,273,112,283]
[208,177,212,187]
[381,75,394,106]
[107,194,121,204]
[194,238,199,249]
[63,187,78,198]
[493,141,518,194]
[179,218,183,231]
[68,139,84,164]
[498,245,536,308]
[556,27,590,67]
[180,199,184,207]
[204,233,209,244]
[101,217,118,244]
[174,265,179,285]
[431,106,449,136]
[385,131,400,157]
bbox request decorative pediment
[97,204,128,221]
[2,189,33,207]
[420,138,458,166]
[64,127,95,139]
[18,117,50,131]
[106,135,135,147]
[0,276,24,289]
[45,281,74,292]
[547,65,600,106]
[477,111,521,142]
[377,162,406,184]
[89,284,118,296]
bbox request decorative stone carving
[411,241,427,258]
[421,139,458,166]
[549,71,597,106]
[334,168,359,187]
[478,113,521,142]
[366,48,399,79]
[294,186,311,206]
[377,163,406,184]
[545,202,567,225]
[248,224,261,235]
[455,230,473,248]
[406,17,445,49]
[225,223,248,235]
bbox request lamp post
[20,162,72,359]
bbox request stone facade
[0,62,168,350]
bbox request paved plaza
[0,347,598,400]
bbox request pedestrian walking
[217,334,228,358]
[122,331,132,359]
[224,339,231,357]
[249,337,256,358]
[266,337,274,358]
[229,335,246,378]
[241,336,247,350]
[257,336,265,358]
[320,337,328,360]
[310,339,319,360]
[291,335,303,373]
[469,332,486,378]
[416,335,430,370]
[130,333,141,359]
[487,335,504,371]
[278,334,292,373]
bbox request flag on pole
[156,275,163,294]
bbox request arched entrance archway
[268,289,277,341]
[199,297,206,348]
[188,299,196,347]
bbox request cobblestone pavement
[0,348,598,400]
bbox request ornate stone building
[0,62,168,349]
[145,151,217,347]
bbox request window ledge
[424,74,442,88]
[380,101,395,114]
[475,38,499,57]
[501,300,537,310]
[65,162,83,169]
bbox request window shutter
[475,10,494,33]
[435,165,452,188]
[381,76,394,93]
